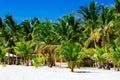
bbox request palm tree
[114,0,120,13]
[110,48,120,71]
[77,1,101,31]
[57,14,73,42]
[108,40,120,71]
[112,0,120,46]
[33,19,60,67]
[0,46,6,64]
[94,47,106,69]
[60,41,86,72]
[14,40,34,66]
[77,1,101,48]
[100,6,115,47]
[0,26,14,64]
[20,20,33,41]
[4,15,17,64]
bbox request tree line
[0,0,120,72]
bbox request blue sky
[0,0,115,22]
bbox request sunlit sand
[0,65,120,80]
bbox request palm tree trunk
[71,67,74,72]
[117,64,120,71]
[12,54,14,64]
[93,38,97,48]
[105,61,110,70]
[0,58,1,64]
[22,57,26,65]
[114,64,116,71]
[8,52,10,65]
[4,57,6,64]
[106,32,110,42]
[15,55,18,65]
[70,61,74,72]
[26,59,29,66]
[60,58,62,67]
[48,48,52,67]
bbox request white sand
[0,65,120,80]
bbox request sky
[0,0,115,23]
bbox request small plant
[32,56,44,68]
[1,63,6,67]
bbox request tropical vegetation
[0,0,120,72]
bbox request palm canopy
[14,40,34,57]
[114,0,120,13]
[108,40,120,70]
[20,20,33,41]
[33,19,59,44]
[100,6,114,25]
[60,41,86,72]
[77,1,101,23]
[56,13,82,43]
[0,47,6,58]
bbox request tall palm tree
[33,19,59,67]
[77,1,101,31]
[112,0,120,46]
[114,0,120,13]
[57,14,73,42]
[100,6,115,47]
[4,15,17,64]
[77,1,101,48]
[21,20,33,41]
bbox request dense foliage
[0,0,120,72]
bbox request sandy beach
[0,65,120,80]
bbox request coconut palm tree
[60,41,86,72]
[20,20,33,41]
[14,40,34,66]
[57,14,73,42]
[108,40,120,71]
[100,6,115,47]
[32,19,60,67]
[0,26,14,64]
[4,15,17,64]
[77,1,102,48]
[77,1,101,31]
[94,47,106,69]
[0,46,6,64]
[114,0,120,13]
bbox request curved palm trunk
[106,32,110,42]
[101,38,106,47]
[93,38,97,48]
[48,47,55,67]
[105,61,110,70]
[48,48,52,67]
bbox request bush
[32,56,44,68]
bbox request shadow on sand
[74,71,97,73]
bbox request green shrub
[32,56,44,68]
